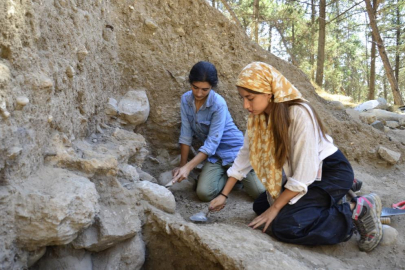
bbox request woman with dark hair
[172,61,265,202]
[209,62,383,252]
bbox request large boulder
[378,146,401,164]
[135,181,176,214]
[92,234,145,270]
[46,129,147,176]
[118,89,150,126]
[14,167,99,250]
[72,177,142,252]
[32,246,92,270]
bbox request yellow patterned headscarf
[236,62,303,200]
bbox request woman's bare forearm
[179,144,190,166]
[272,188,300,211]
[220,177,238,196]
[185,152,208,170]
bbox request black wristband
[220,192,228,199]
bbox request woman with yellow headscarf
[209,62,383,252]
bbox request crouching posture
[209,62,382,252]
[172,61,265,202]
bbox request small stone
[378,146,401,164]
[0,62,11,86]
[96,124,104,134]
[371,120,384,131]
[66,66,75,78]
[148,156,160,164]
[145,19,158,30]
[77,47,89,61]
[7,147,23,159]
[136,168,157,183]
[16,96,29,110]
[105,98,118,116]
[158,171,172,186]
[0,100,7,112]
[329,101,344,110]
[1,111,10,119]
[399,117,405,127]
[48,115,53,123]
[386,121,399,129]
[40,78,53,89]
[27,247,46,268]
[102,28,113,41]
[360,112,376,124]
[92,139,97,143]
[380,225,398,246]
[175,27,185,36]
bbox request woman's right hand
[172,167,181,177]
[171,165,191,184]
[209,195,227,212]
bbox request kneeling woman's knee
[271,213,303,239]
[196,187,216,202]
[252,201,263,215]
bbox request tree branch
[218,0,244,29]
[326,1,364,25]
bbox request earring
[267,94,273,103]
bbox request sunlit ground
[313,82,358,108]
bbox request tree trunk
[218,0,243,29]
[268,26,272,52]
[369,36,376,100]
[315,0,326,87]
[254,0,259,43]
[212,0,216,8]
[364,0,404,105]
[292,21,295,58]
[368,0,378,100]
[365,17,369,88]
[310,0,316,81]
[395,0,400,81]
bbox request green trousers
[196,161,265,202]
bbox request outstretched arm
[172,144,191,176]
[209,177,238,211]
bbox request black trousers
[253,150,354,245]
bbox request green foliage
[211,0,405,104]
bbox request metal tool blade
[381,207,405,217]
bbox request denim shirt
[179,90,244,166]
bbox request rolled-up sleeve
[199,104,226,156]
[284,106,320,204]
[179,97,193,146]
[227,131,253,180]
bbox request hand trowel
[190,208,211,222]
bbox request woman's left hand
[248,206,280,233]
[209,195,227,212]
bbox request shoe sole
[362,193,383,252]
[351,179,362,192]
